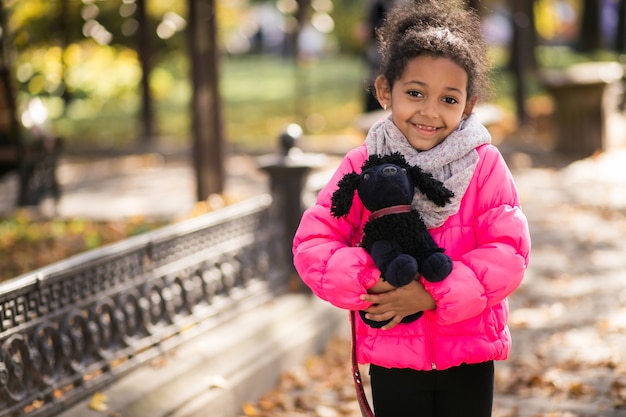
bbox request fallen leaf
[88,392,109,412]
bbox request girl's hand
[367,278,396,294]
[360,280,436,330]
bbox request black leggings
[369,361,494,417]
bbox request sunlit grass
[36,44,619,154]
[221,55,367,151]
[48,52,367,153]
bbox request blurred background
[4,0,626,153]
[4,3,626,415]
[3,0,626,279]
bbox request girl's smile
[413,123,441,136]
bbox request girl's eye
[407,90,422,98]
[443,96,459,104]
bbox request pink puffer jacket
[293,143,530,371]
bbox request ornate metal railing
[0,194,287,417]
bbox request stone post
[257,124,326,292]
[540,62,624,156]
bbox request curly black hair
[376,0,491,102]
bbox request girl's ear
[463,95,478,119]
[374,75,391,110]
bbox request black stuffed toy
[330,152,454,328]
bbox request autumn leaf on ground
[87,392,121,416]
[88,392,109,412]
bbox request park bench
[0,70,61,207]
[0,132,61,206]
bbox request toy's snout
[382,166,398,177]
[357,163,414,211]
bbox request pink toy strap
[368,204,412,221]
[351,310,375,417]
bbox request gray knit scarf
[365,113,491,228]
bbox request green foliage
[14,45,367,151]
[14,41,144,147]
[536,45,620,69]
[0,211,166,282]
[5,0,370,152]
[222,55,366,151]
[6,0,188,51]
[328,0,369,55]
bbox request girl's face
[375,55,476,151]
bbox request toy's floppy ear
[330,172,360,217]
[408,167,454,207]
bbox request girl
[292,0,531,416]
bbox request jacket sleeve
[424,145,531,324]
[292,146,380,310]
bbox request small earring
[383,104,387,111]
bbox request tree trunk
[187,0,225,200]
[578,0,601,52]
[136,0,154,146]
[0,1,20,146]
[508,0,538,126]
[614,0,626,53]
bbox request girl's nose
[419,99,438,118]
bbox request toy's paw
[359,310,424,328]
[401,311,424,324]
[420,253,452,282]
[385,255,418,287]
[371,240,402,271]
[359,310,390,328]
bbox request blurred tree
[577,0,601,52]
[330,0,365,54]
[136,0,155,144]
[3,0,224,197]
[508,0,538,125]
[616,0,626,53]
[4,0,189,148]
[0,1,21,148]
[188,0,224,199]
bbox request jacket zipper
[428,313,437,370]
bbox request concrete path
[0,153,272,220]
[491,148,626,416]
